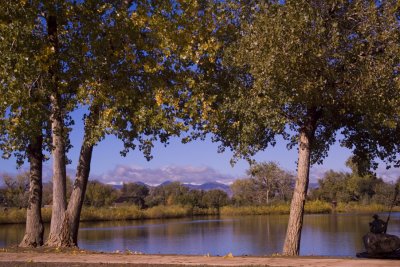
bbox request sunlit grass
[335,202,400,213]
[220,204,290,215]
[81,205,217,221]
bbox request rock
[363,233,400,255]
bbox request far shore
[0,247,397,267]
[1,201,399,225]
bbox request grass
[220,201,332,215]
[0,201,399,224]
[0,205,217,224]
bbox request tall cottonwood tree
[0,0,51,247]
[194,0,400,255]
[3,0,219,247]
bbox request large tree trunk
[45,14,69,247]
[56,109,98,246]
[64,137,94,245]
[19,135,44,247]
[46,91,69,246]
[283,114,317,256]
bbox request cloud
[374,166,400,182]
[93,164,236,185]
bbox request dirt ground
[0,247,398,267]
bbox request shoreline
[0,249,398,267]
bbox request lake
[1,212,399,256]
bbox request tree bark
[283,113,317,256]
[56,109,98,246]
[46,91,69,246]
[19,135,44,247]
[65,136,94,245]
[45,14,69,247]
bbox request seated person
[369,214,387,234]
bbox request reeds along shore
[0,201,399,224]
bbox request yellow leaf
[223,252,233,258]
[155,91,164,106]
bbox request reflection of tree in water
[301,214,372,255]
[0,223,25,247]
[231,215,288,255]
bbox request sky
[1,109,399,185]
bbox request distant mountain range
[111,180,231,194]
[111,180,319,195]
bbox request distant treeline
[1,160,398,210]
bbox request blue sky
[1,109,399,185]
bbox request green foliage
[192,0,400,168]
[230,178,257,206]
[120,183,149,209]
[1,0,223,195]
[310,164,397,206]
[1,173,29,208]
[311,170,353,202]
[191,2,400,253]
[146,182,190,207]
[231,162,295,205]
[85,181,119,207]
[202,189,229,209]
[0,0,51,165]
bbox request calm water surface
[1,212,399,256]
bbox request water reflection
[1,212,399,256]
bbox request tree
[195,0,400,255]
[146,182,190,207]
[202,189,229,211]
[2,173,29,208]
[341,157,380,203]
[372,180,397,206]
[231,163,294,206]
[85,181,119,207]
[231,178,258,206]
[183,189,206,208]
[42,0,215,247]
[0,0,51,247]
[247,162,294,205]
[121,183,149,209]
[311,170,352,203]
[19,137,45,247]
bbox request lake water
[1,212,399,256]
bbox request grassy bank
[1,201,399,224]
[0,205,218,224]
[220,201,400,216]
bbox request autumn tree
[51,0,218,247]
[85,181,119,207]
[194,0,400,255]
[247,162,294,205]
[230,163,294,206]
[146,182,190,207]
[1,0,219,247]
[0,0,52,247]
[202,189,229,211]
[1,173,29,208]
[311,171,352,203]
[230,179,257,206]
[120,183,149,208]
